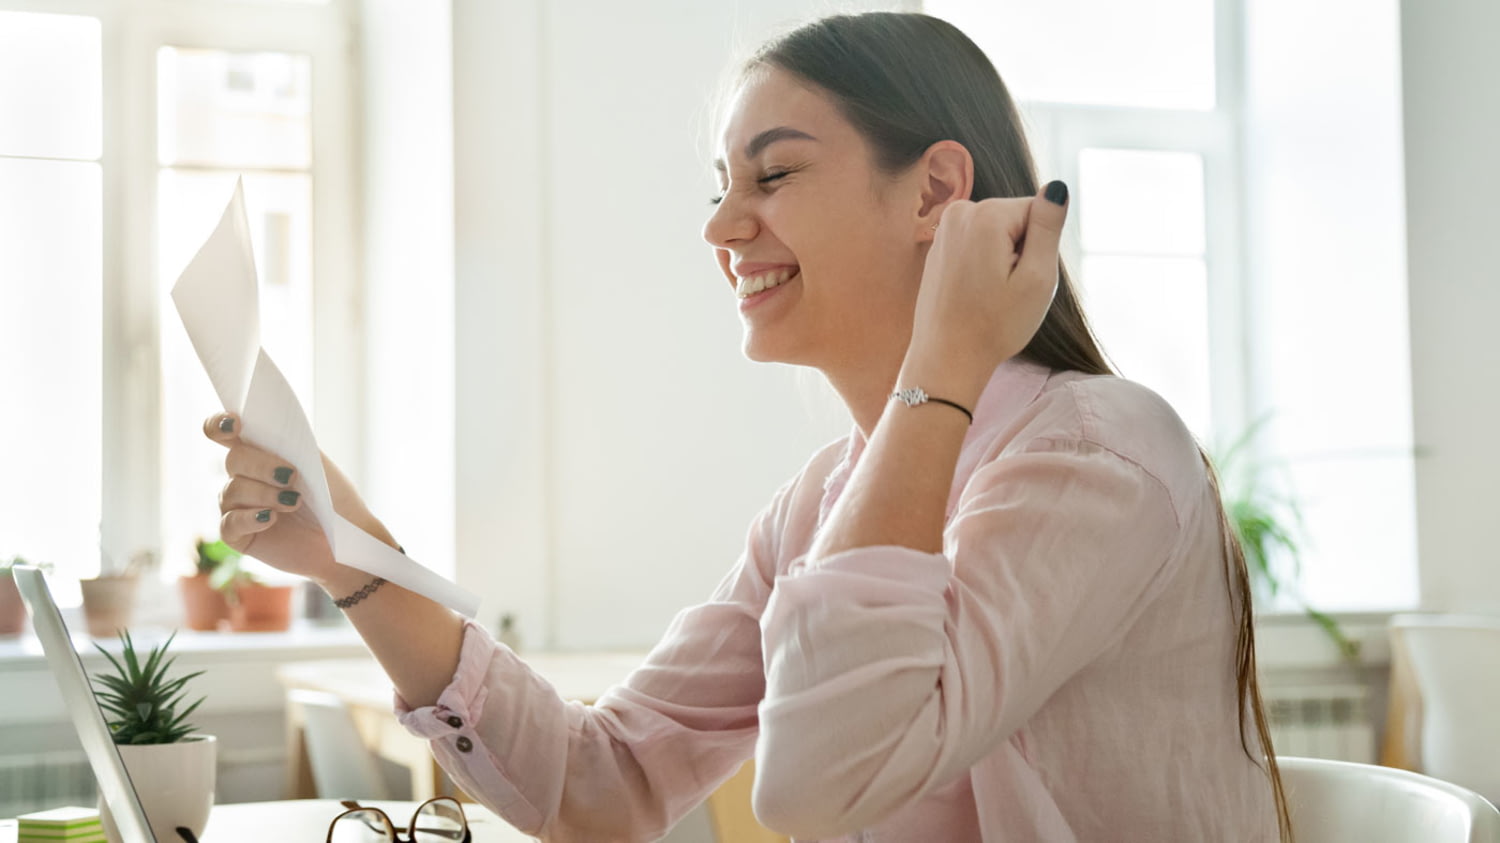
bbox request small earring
[928,223,939,232]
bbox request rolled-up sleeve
[393,471,809,842]
[754,437,1184,838]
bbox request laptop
[13,565,159,843]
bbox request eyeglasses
[326,797,472,843]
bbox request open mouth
[735,267,800,299]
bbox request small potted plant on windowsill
[210,552,295,633]
[180,538,235,631]
[79,551,147,640]
[1,556,50,636]
[91,630,215,843]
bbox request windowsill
[1254,609,1407,672]
[0,620,371,726]
[0,619,366,670]
[3,607,1410,672]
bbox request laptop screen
[12,566,158,843]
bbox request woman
[207,12,1287,842]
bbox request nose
[701,189,757,249]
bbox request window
[0,12,104,590]
[0,1,357,600]
[926,0,1417,610]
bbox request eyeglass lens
[330,808,396,843]
[412,799,467,842]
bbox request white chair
[1279,756,1500,842]
[1390,613,1500,801]
[288,688,392,799]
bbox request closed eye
[708,167,799,206]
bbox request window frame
[0,0,360,581]
[1017,0,1251,445]
[999,0,1418,613]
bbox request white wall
[359,0,457,575]
[1401,0,1500,612]
[447,0,922,648]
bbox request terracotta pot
[80,574,139,638]
[228,583,294,632]
[0,574,25,636]
[100,734,216,843]
[178,574,231,631]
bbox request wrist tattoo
[333,576,388,609]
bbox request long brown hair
[749,12,1291,840]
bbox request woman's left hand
[903,182,1070,405]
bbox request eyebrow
[713,126,819,172]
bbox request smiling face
[703,67,930,373]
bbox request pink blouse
[397,360,1279,842]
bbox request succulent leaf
[89,630,206,745]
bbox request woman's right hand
[203,412,396,587]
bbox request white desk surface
[2,800,536,842]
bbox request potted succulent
[180,539,235,631]
[210,552,294,633]
[91,630,216,843]
[1215,420,1360,664]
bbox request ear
[914,140,974,239]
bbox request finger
[966,197,1031,260]
[220,508,276,554]
[203,412,241,447]
[1013,180,1069,283]
[219,475,303,516]
[226,444,297,488]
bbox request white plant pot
[100,734,217,843]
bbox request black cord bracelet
[890,387,974,424]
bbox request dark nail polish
[255,509,272,523]
[273,466,293,485]
[278,490,300,506]
[1044,180,1069,206]
[218,416,235,433]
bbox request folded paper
[172,180,479,617]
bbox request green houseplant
[90,630,216,842]
[180,538,237,631]
[208,547,295,632]
[1215,422,1360,664]
[92,630,205,744]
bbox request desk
[2,800,535,842]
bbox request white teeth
[736,268,795,298]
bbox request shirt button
[455,736,473,753]
[446,715,463,728]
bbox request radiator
[0,752,95,818]
[1265,682,1376,763]
[0,747,284,817]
